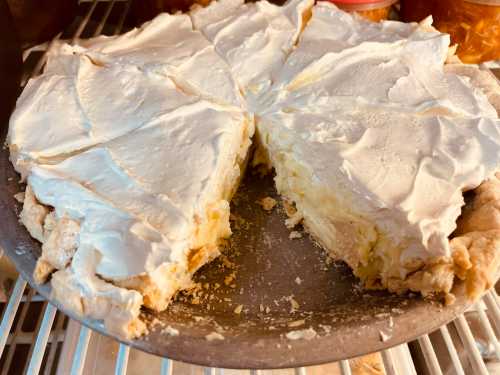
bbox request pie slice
[254,2,500,299]
[10,44,252,337]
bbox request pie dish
[6,0,500,340]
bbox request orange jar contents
[328,0,397,22]
[401,0,500,63]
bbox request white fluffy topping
[9,53,198,177]
[78,13,245,108]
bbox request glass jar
[401,0,500,64]
[329,0,398,22]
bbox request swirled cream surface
[190,0,314,108]
[9,56,201,177]
[78,13,245,108]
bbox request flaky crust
[450,173,500,300]
[450,230,500,300]
[387,173,500,301]
[21,186,146,339]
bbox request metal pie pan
[0,128,472,369]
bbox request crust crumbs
[20,186,50,243]
[257,196,277,211]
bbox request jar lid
[329,0,397,10]
[330,0,394,3]
[464,0,500,4]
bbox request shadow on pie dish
[3,0,500,365]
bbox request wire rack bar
[25,302,57,375]
[417,334,443,375]
[493,289,500,306]
[339,360,351,375]
[0,277,26,357]
[439,325,465,375]
[294,367,306,375]
[484,291,500,336]
[70,325,92,375]
[22,0,101,86]
[392,344,417,375]
[160,358,173,375]
[72,0,99,43]
[114,0,132,35]
[1,287,35,373]
[115,344,130,375]
[24,300,52,373]
[93,0,117,36]
[476,300,500,360]
[23,32,63,86]
[44,313,65,375]
[381,349,398,375]
[3,331,65,346]
[454,314,489,375]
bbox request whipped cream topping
[190,0,313,108]
[257,2,500,274]
[9,13,245,176]
[9,52,198,177]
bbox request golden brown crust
[115,267,177,312]
[116,244,220,311]
[450,173,500,300]
[20,186,50,243]
[33,259,55,284]
[385,257,455,297]
[457,173,500,235]
[450,230,500,300]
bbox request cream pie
[7,0,500,338]
[9,38,253,337]
[253,3,500,299]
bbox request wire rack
[2,1,500,374]
[2,276,500,374]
